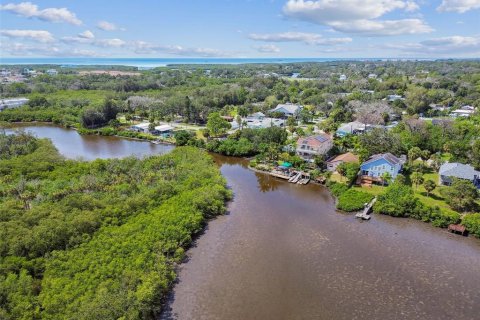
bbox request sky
[0,0,479,58]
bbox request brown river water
[5,124,480,320]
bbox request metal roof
[439,163,480,181]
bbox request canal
[5,124,480,320]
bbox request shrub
[337,189,374,212]
[462,213,480,238]
[327,181,349,197]
[373,184,419,217]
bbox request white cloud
[94,38,126,47]
[437,0,480,13]
[249,31,352,45]
[255,44,281,53]
[0,2,81,25]
[133,41,232,57]
[78,30,95,39]
[2,42,101,57]
[328,19,433,36]
[96,21,125,31]
[0,29,54,43]
[282,0,431,36]
[385,35,480,56]
[61,35,125,48]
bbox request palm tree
[381,172,392,186]
[411,172,424,190]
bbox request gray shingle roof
[439,163,480,181]
[362,153,401,166]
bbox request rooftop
[439,162,480,181]
[362,153,402,166]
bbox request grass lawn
[354,185,385,196]
[329,172,344,183]
[354,171,459,215]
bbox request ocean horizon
[0,57,435,68]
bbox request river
[5,124,480,320]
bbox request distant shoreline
[0,57,446,68]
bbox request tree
[405,86,431,115]
[358,128,404,157]
[423,179,436,197]
[236,115,242,130]
[442,178,478,212]
[345,162,360,186]
[206,112,231,137]
[148,122,155,132]
[471,139,480,170]
[381,171,392,186]
[286,116,297,133]
[337,162,347,181]
[313,156,326,171]
[411,171,424,189]
[395,173,406,185]
[408,147,422,164]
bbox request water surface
[161,155,480,320]
[4,125,480,319]
[3,123,173,160]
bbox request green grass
[356,172,459,215]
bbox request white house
[270,103,303,118]
[339,74,347,81]
[154,124,174,136]
[386,94,404,102]
[0,98,29,111]
[296,134,333,161]
[130,122,151,133]
[336,121,367,137]
[46,69,58,76]
[244,117,285,129]
[450,105,475,118]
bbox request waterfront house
[360,153,403,183]
[439,162,480,188]
[327,152,359,172]
[130,122,150,133]
[0,98,29,111]
[296,134,333,161]
[336,121,367,137]
[270,103,303,118]
[153,124,174,136]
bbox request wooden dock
[289,172,302,183]
[355,197,377,220]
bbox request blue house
[360,153,403,181]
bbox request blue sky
[1,0,479,58]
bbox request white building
[154,124,174,135]
[0,98,29,111]
[244,117,285,129]
[451,105,475,118]
[46,69,58,76]
[270,103,303,118]
[386,94,404,102]
[130,122,150,133]
[296,134,333,161]
[339,74,347,81]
